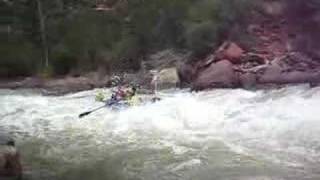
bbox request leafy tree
[1,0,259,77]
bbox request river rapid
[0,85,320,180]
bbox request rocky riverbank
[178,1,320,91]
[0,75,109,96]
[2,1,320,94]
[0,50,184,95]
[1,47,320,95]
[178,42,320,91]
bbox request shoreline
[0,76,109,96]
[0,75,316,96]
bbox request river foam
[0,85,319,180]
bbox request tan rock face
[155,68,180,89]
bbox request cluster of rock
[178,42,320,91]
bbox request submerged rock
[240,72,257,89]
[0,136,22,179]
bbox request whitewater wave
[0,85,319,180]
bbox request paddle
[78,105,106,118]
[78,99,116,118]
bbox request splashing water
[0,85,320,180]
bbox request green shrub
[185,21,219,56]
[184,0,258,56]
[51,52,78,76]
[38,65,54,79]
[152,8,185,49]
[2,0,260,77]
[111,36,142,71]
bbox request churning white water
[0,85,320,180]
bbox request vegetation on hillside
[1,0,258,78]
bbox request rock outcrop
[258,53,320,84]
[178,0,320,91]
[181,40,320,90]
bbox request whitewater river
[0,85,320,180]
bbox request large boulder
[142,50,190,89]
[154,68,180,90]
[258,61,283,83]
[0,136,22,179]
[216,42,245,64]
[192,60,239,90]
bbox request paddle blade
[78,104,108,119]
[79,111,91,118]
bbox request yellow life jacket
[127,96,140,106]
[95,91,105,102]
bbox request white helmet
[111,75,121,86]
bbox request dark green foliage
[1,0,258,77]
[51,52,77,75]
[0,0,41,77]
[184,0,257,56]
[153,3,187,49]
[0,39,40,77]
[111,36,142,71]
[185,22,220,56]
